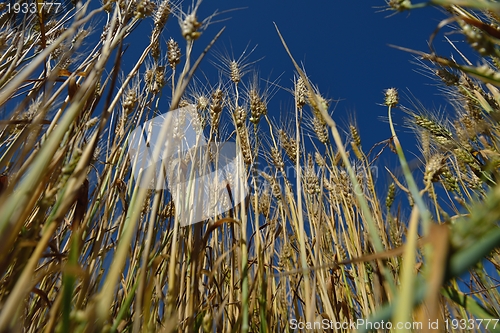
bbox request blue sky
[187,1,451,147]
[102,0,473,207]
[38,0,469,194]
[151,1,461,188]
[116,1,455,148]
[89,0,474,188]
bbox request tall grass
[0,0,499,332]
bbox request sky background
[27,0,472,198]
[72,0,476,190]
[117,1,455,143]
[1,1,466,180]
[116,1,462,168]
[127,1,457,180]
[78,0,480,213]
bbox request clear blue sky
[118,1,454,147]
[186,1,451,148]
[60,1,470,188]
[115,1,461,182]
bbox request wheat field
[0,0,499,332]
